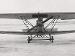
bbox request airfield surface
[0,19,75,56]
[0,33,75,56]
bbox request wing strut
[27,16,54,32]
[20,16,34,29]
[45,16,60,31]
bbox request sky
[0,0,75,13]
[0,0,75,31]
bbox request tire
[51,36,54,43]
[27,37,30,43]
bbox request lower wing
[0,30,75,35]
[50,30,75,35]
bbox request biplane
[0,12,75,43]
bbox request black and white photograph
[0,0,75,56]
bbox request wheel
[51,36,54,43]
[27,36,30,43]
[52,39,53,43]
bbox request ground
[0,33,75,56]
[0,19,75,56]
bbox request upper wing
[47,12,75,20]
[0,12,75,20]
[0,13,33,19]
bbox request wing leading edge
[0,12,75,19]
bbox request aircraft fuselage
[36,17,44,32]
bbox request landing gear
[27,35,54,43]
[27,36,32,43]
[51,36,54,43]
[49,36,54,43]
